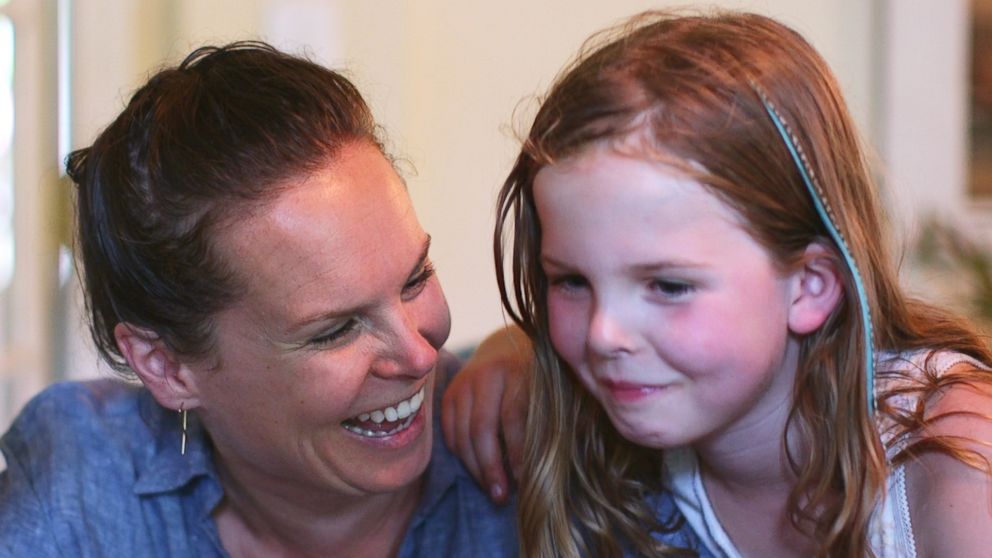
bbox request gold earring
[179,404,188,456]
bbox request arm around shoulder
[441,324,532,504]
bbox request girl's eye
[402,262,436,301]
[651,279,693,299]
[309,318,358,347]
[548,274,589,293]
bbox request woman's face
[191,141,451,501]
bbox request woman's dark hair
[65,41,382,372]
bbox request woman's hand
[442,325,532,504]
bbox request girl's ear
[787,242,844,335]
[114,323,201,411]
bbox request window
[0,0,15,429]
[0,0,67,430]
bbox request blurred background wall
[0,0,978,429]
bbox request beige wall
[65,0,879,362]
[3,0,964,426]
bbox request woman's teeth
[358,387,424,423]
[342,387,426,438]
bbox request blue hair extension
[752,86,877,415]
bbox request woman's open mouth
[341,386,426,438]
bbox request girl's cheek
[547,296,587,364]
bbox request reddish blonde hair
[495,10,992,557]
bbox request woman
[0,42,516,557]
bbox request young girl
[487,9,992,558]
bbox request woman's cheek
[417,280,452,347]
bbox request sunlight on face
[193,142,451,500]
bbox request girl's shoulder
[899,362,992,556]
[875,348,989,437]
[877,348,988,380]
[876,348,992,448]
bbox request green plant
[914,217,992,324]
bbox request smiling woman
[0,42,516,557]
[179,142,451,503]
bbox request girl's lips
[598,378,673,402]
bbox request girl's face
[534,147,803,452]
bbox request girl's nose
[587,302,637,358]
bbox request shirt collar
[132,389,217,496]
[129,350,468,520]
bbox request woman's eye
[651,279,693,298]
[402,263,435,300]
[309,319,358,347]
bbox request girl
[489,10,992,558]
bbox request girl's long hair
[495,10,992,557]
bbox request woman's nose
[373,303,441,379]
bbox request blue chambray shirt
[0,352,519,557]
[0,350,710,557]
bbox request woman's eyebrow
[406,235,432,280]
[284,235,434,337]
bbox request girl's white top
[663,349,986,558]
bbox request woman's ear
[787,242,844,335]
[114,323,201,410]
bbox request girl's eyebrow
[626,260,706,273]
[539,254,570,269]
[540,253,704,272]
